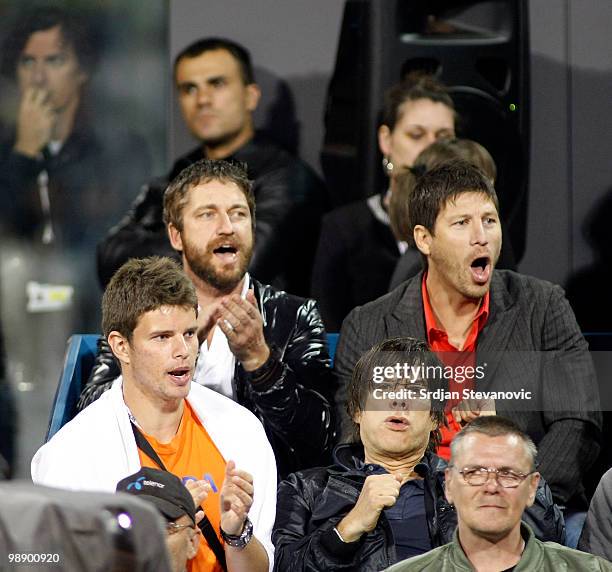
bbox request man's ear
[413,225,432,256]
[378,124,392,157]
[167,223,183,252]
[77,69,89,88]
[526,472,540,507]
[107,331,131,366]
[444,467,455,504]
[245,83,261,112]
[187,528,199,560]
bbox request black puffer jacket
[272,444,565,572]
[96,136,328,295]
[77,278,336,478]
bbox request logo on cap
[127,476,146,491]
[127,476,166,490]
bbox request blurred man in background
[98,36,327,296]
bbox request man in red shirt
[334,161,601,539]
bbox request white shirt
[193,273,250,398]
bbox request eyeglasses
[166,521,195,535]
[451,466,536,488]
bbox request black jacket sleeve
[241,297,336,476]
[537,285,602,506]
[522,475,566,544]
[272,473,365,571]
[0,147,45,236]
[333,307,368,441]
[96,180,179,287]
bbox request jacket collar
[385,270,523,385]
[175,134,275,179]
[476,270,519,352]
[331,442,446,477]
[385,272,426,339]
[447,522,537,570]
[388,270,520,351]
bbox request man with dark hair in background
[0,6,150,247]
[97,36,327,296]
[0,7,151,475]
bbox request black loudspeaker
[322,0,530,261]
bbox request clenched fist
[336,473,403,542]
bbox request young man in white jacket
[32,256,276,572]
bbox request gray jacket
[578,467,612,559]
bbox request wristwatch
[221,517,253,549]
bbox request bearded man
[79,160,335,478]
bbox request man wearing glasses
[386,416,612,571]
[117,467,200,572]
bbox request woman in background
[312,73,456,331]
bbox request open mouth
[470,256,491,284]
[168,366,191,385]
[213,244,238,262]
[384,416,410,430]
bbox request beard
[429,248,496,301]
[182,234,253,293]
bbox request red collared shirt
[421,274,490,459]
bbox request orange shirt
[421,274,490,460]
[138,401,226,572]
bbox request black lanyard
[130,422,228,571]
